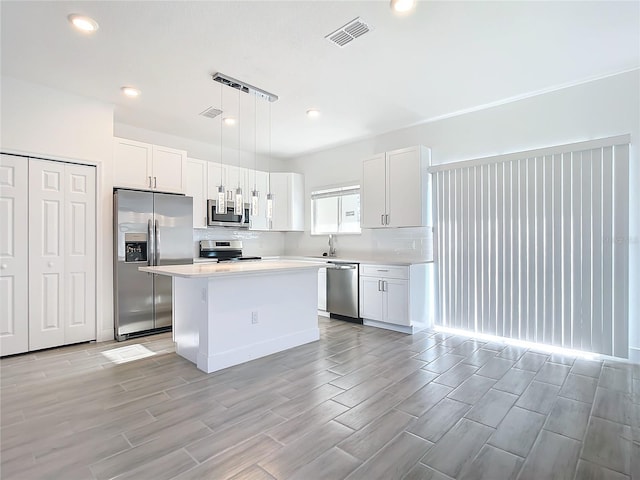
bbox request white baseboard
[197,327,320,373]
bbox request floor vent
[326,17,372,48]
[199,107,223,119]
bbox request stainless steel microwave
[207,200,250,228]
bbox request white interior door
[64,163,96,344]
[0,154,29,355]
[29,159,66,350]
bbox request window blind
[432,136,630,357]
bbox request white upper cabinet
[270,172,304,231]
[186,158,208,228]
[248,169,270,231]
[361,145,431,228]
[113,137,186,193]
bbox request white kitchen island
[140,260,321,373]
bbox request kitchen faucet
[328,234,336,257]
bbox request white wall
[287,70,640,360]
[1,75,116,342]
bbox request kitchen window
[311,185,361,235]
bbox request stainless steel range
[199,240,262,262]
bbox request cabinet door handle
[377,269,389,272]
[378,280,382,291]
[385,214,389,225]
[381,214,385,225]
[148,176,152,188]
[382,280,387,292]
[154,176,157,189]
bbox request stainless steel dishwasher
[326,261,361,322]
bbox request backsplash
[193,227,286,259]
[284,227,434,261]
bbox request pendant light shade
[251,190,259,216]
[235,187,243,216]
[216,185,226,213]
[266,192,273,220]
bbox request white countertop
[140,260,322,278]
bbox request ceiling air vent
[325,17,372,48]
[199,107,223,119]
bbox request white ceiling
[2,1,639,159]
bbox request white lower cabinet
[359,263,433,333]
[0,154,96,355]
[318,267,327,312]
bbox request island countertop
[139,260,321,278]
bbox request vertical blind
[432,136,630,358]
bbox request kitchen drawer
[360,264,408,279]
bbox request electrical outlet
[251,311,259,324]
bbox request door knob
[1,264,7,269]
[48,261,54,267]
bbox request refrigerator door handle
[154,219,160,265]
[147,219,153,267]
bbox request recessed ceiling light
[390,0,416,13]
[121,86,141,98]
[223,117,237,126]
[306,109,321,118]
[68,14,99,33]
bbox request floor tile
[421,418,494,478]
[513,352,548,372]
[447,375,496,405]
[599,366,633,393]
[582,416,632,475]
[402,463,452,480]
[345,432,432,480]
[458,444,523,480]
[288,447,361,480]
[476,357,514,380]
[574,459,630,480]
[464,389,518,428]
[592,387,633,425]
[516,381,560,414]
[408,397,471,442]
[338,409,415,461]
[544,397,591,440]
[571,359,603,378]
[461,349,497,368]
[518,429,581,480]
[533,361,571,386]
[396,382,453,417]
[488,406,545,457]
[432,363,478,388]
[424,353,466,374]
[559,373,598,403]
[492,368,535,395]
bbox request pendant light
[251,94,259,217]
[234,88,244,215]
[266,101,273,221]
[216,84,226,213]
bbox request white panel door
[64,163,96,344]
[387,147,422,227]
[361,153,386,228]
[152,145,186,193]
[384,279,410,326]
[113,138,152,190]
[360,277,384,321]
[29,159,66,350]
[186,159,208,228]
[0,154,28,355]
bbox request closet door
[29,159,66,350]
[64,164,96,344]
[0,155,28,355]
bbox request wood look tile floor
[2,318,639,480]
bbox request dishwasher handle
[326,264,357,270]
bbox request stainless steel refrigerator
[113,189,193,341]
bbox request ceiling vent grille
[199,107,223,119]
[326,17,372,47]
[212,72,278,102]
